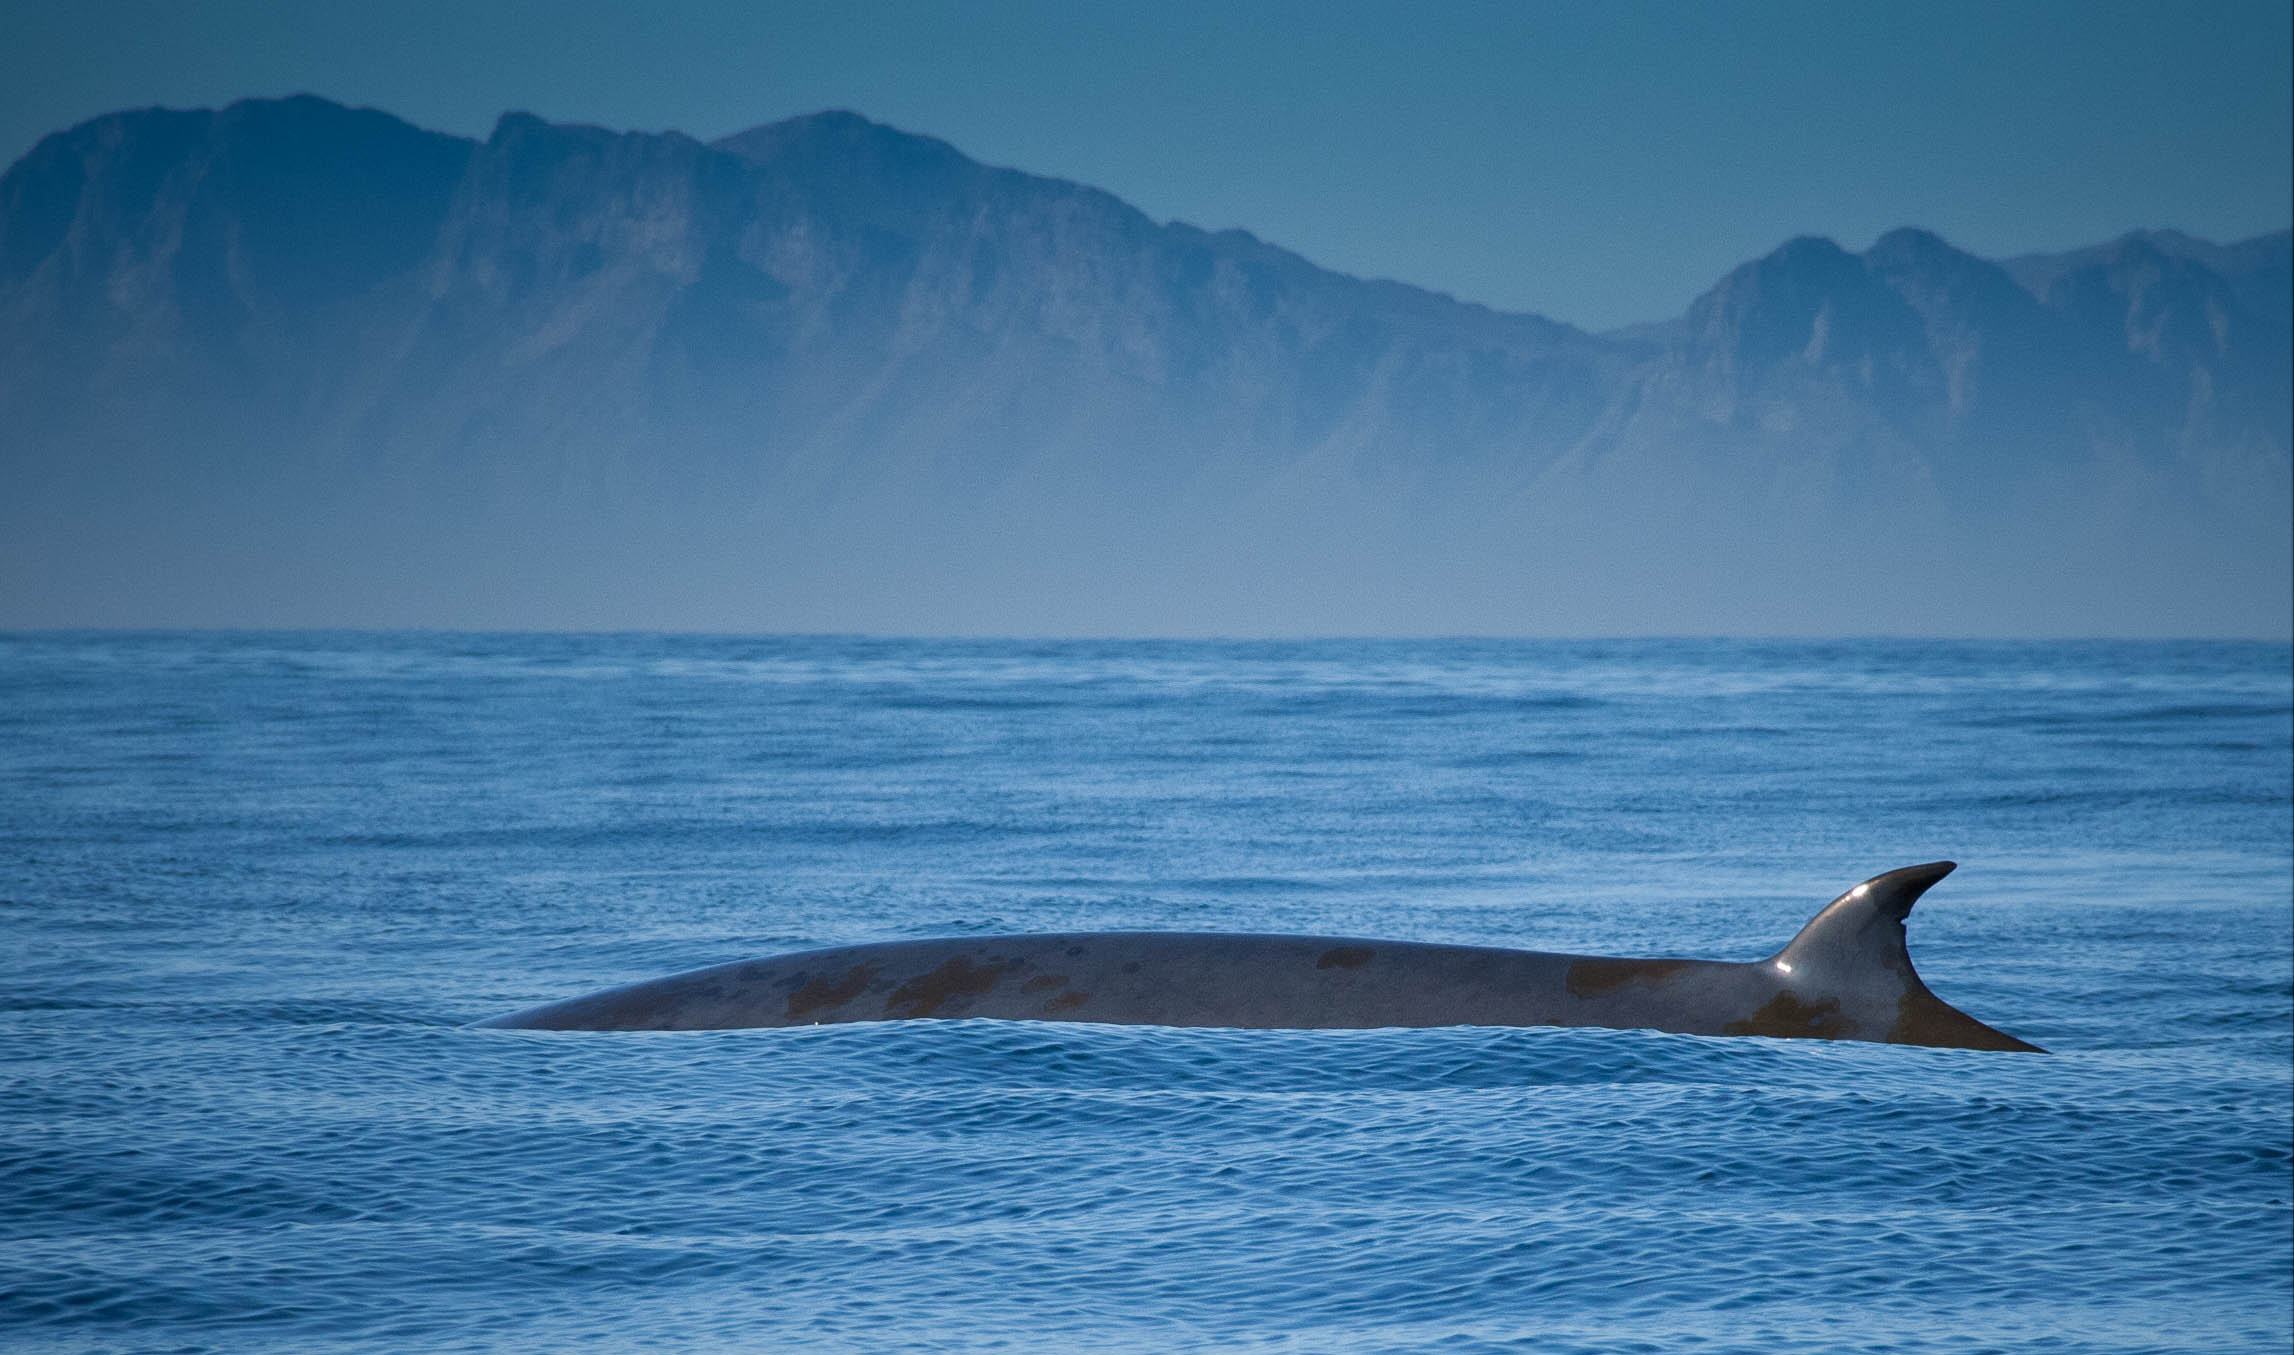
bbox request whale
[475,862,2043,1051]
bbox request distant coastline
[2,97,2287,637]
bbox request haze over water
[2,632,2287,1352]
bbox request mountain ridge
[1,95,2286,636]
[10,96,2288,335]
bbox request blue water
[1,634,2287,1353]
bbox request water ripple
[0,634,2286,1352]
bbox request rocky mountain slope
[2,96,2285,633]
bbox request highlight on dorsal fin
[1771,862,2044,1053]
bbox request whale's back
[477,864,2041,1051]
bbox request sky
[2,0,2287,330]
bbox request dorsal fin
[1770,860,1955,982]
[1771,862,2044,1053]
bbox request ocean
[2,632,2287,1352]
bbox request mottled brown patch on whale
[1045,991,1089,1013]
[786,963,876,1019]
[1316,946,1374,970]
[1724,990,1847,1040]
[1023,974,1066,993]
[886,955,1006,1019]
[1565,957,1689,998]
[1889,987,2044,1052]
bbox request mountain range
[2,95,2286,634]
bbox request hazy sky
[3,0,2288,329]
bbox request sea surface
[1,633,2287,1353]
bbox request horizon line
[4,625,2288,646]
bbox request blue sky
[3,0,2287,329]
